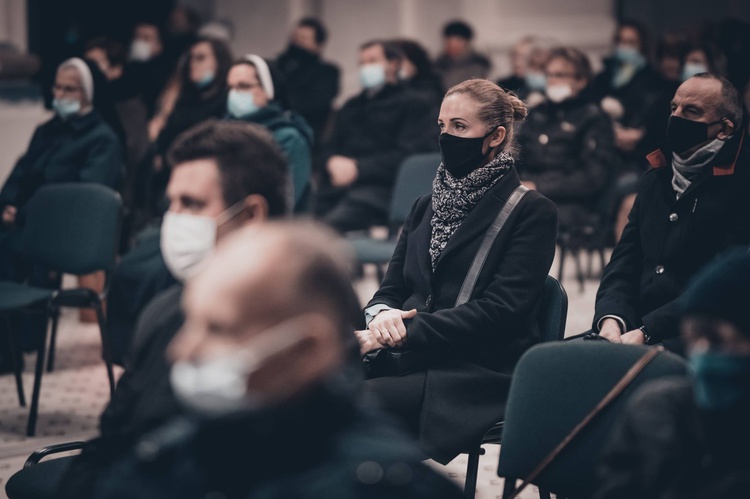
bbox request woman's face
[227,64,269,108]
[189,42,218,84]
[53,67,86,107]
[685,49,709,67]
[617,26,642,54]
[438,93,506,150]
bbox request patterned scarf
[671,138,726,199]
[429,151,514,271]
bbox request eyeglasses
[52,84,82,95]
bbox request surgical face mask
[52,98,81,119]
[438,129,495,179]
[227,89,259,118]
[666,115,723,155]
[195,71,215,89]
[360,63,386,90]
[614,45,646,67]
[690,351,750,411]
[546,83,573,103]
[129,39,153,62]
[160,201,246,281]
[170,316,309,417]
[682,62,708,82]
[525,71,547,92]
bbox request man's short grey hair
[692,73,744,131]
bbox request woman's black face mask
[438,129,496,178]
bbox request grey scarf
[672,138,726,198]
[429,151,514,271]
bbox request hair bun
[507,92,528,122]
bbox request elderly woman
[357,79,558,464]
[0,57,123,366]
[226,55,313,211]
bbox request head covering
[59,57,94,104]
[242,54,275,101]
[680,247,750,336]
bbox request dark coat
[156,86,228,155]
[0,111,122,216]
[594,132,750,344]
[367,168,558,463]
[595,377,750,499]
[321,83,436,213]
[517,95,618,229]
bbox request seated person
[434,20,491,89]
[315,39,435,233]
[594,74,750,349]
[357,79,558,464]
[0,57,123,361]
[80,221,464,499]
[596,248,750,499]
[226,54,313,211]
[517,46,617,231]
[56,120,289,499]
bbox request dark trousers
[365,371,427,437]
[314,187,388,233]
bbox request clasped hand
[355,308,417,355]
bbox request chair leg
[573,248,585,293]
[5,315,25,407]
[538,487,552,499]
[45,308,59,372]
[464,446,482,498]
[502,478,516,499]
[27,316,49,436]
[557,243,567,283]
[94,301,116,396]
[376,264,385,284]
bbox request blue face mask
[682,62,709,82]
[195,71,215,89]
[227,89,259,118]
[524,71,547,92]
[52,98,81,119]
[615,45,646,68]
[360,63,386,90]
[690,351,750,411]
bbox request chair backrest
[389,153,441,225]
[22,183,123,275]
[497,342,688,498]
[539,276,567,343]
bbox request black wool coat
[594,132,750,345]
[367,168,558,463]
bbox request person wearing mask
[517,47,617,232]
[396,39,444,110]
[596,248,750,499]
[54,120,290,498]
[655,34,688,84]
[681,43,728,82]
[126,21,173,118]
[276,17,340,148]
[435,20,491,90]
[0,58,123,367]
[357,79,558,464]
[226,55,313,211]
[497,36,536,95]
[593,74,750,350]
[59,221,465,499]
[315,40,434,232]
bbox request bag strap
[455,185,529,307]
[508,347,663,499]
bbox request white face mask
[169,316,309,417]
[129,39,153,62]
[546,83,573,103]
[160,201,246,281]
[360,63,387,89]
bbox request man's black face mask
[667,115,723,155]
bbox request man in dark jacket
[276,17,340,148]
[74,222,463,499]
[594,74,750,349]
[596,248,750,499]
[435,20,491,90]
[315,40,435,233]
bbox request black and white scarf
[429,151,514,271]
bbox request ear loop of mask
[216,199,249,227]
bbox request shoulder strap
[508,347,663,499]
[454,185,530,307]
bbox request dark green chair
[5,442,84,499]
[496,342,688,499]
[463,275,568,498]
[0,183,122,436]
[348,152,440,281]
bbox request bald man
[593,73,750,350]
[86,221,463,499]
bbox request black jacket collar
[647,129,746,177]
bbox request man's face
[444,36,469,59]
[291,25,318,54]
[670,77,731,146]
[53,68,85,106]
[616,26,641,53]
[134,24,163,56]
[358,44,397,84]
[166,159,227,219]
[510,40,533,77]
[546,57,587,96]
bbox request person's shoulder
[626,376,693,415]
[132,285,184,352]
[520,188,558,217]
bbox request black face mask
[438,130,495,178]
[667,115,723,155]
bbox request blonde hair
[445,78,528,156]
